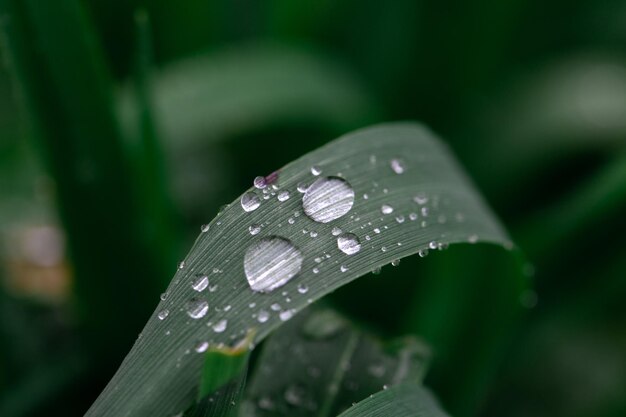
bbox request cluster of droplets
[159,155,485,355]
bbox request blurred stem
[131,9,181,275]
[0,0,167,358]
[517,152,626,260]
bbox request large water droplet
[192,275,209,292]
[244,236,303,293]
[302,177,355,223]
[337,233,361,255]
[241,192,261,212]
[187,299,209,319]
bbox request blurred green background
[1,0,625,416]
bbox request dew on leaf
[244,236,303,293]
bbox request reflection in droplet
[337,233,361,255]
[244,236,303,293]
[302,177,355,223]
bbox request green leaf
[336,383,450,417]
[242,307,430,417]
[86,123,518,417]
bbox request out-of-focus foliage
[0,0,625,416]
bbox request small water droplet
[413,193,428,205]
[195,341,209,353]
[160,292,168,301]
[390,158,405,174]
[418,249,429,257]
[429,241,438,250]
[212,319,228,333]
[277,190,290,202]
[297,182,309,193]
[391,259,401,266]
[395,215,405,223]
[310,165,322,176]
[309,230,318,238]
[288,217,295,224]
[372,267,382,275]
[297,283,309,294]
[200,224,210,232]
[279,310,294,321]
[192,275,209,292]
[331,227,342,236]
[178,260,185,269]
[257,309,270,323]
[374,228,381,234]
[381,204,394,214]
[381,246,388,252]
[421,207,429,216]
[253,176,267,189]
[302,177,355,223]
[337,233,361,255]
[249,224,261,235]
[244,236,303,293]
[340,265,349,272]
[271,303,281,311]
[157,309,169,320]
[468,234,479,244]
[241,192,261,212]
[409,212,418,221]
[312,267,320,274]
[186,299,209,319]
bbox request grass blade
[336,383,450,417]
[86,122,517,417]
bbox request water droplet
[381,204,394,214]
[249,224,261,235]
[311,165,322,176]
[241,192,261,212]
[195,341,209,353]
[468,234,479,244]
[200,224,210,232]
[277,190,290,202]
[257,309,270,323]
[192,275,209,292]
[212,319,228,333]
[160,292,168,301]
[297,283,309,294]
[372,267,382,275]
[186,299,209,319]
[409,212,418,221]
[421,207,429,216]
[157,309,169,320]
[297,182,309,193]
[390,159,405,174]
[395,215,405,223]
[288,217,295,224]
[429,241,438,250]
[279,309,294,321]
[340,265,349,272]
[391,259,401,266]
[381,246,388,252]
[363,193,369,200]
[418,249,429,257]
[270,303,281,311]
[302,177,355,223]
[374,228,381,234]
[337,233,361,255]
[253,176,267,189]
[178,260,185,269]
[309,231,318,238]
[331,227,342,236]
[312,267,320,274]
[244,236,303,293]
[413,193,428,205]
